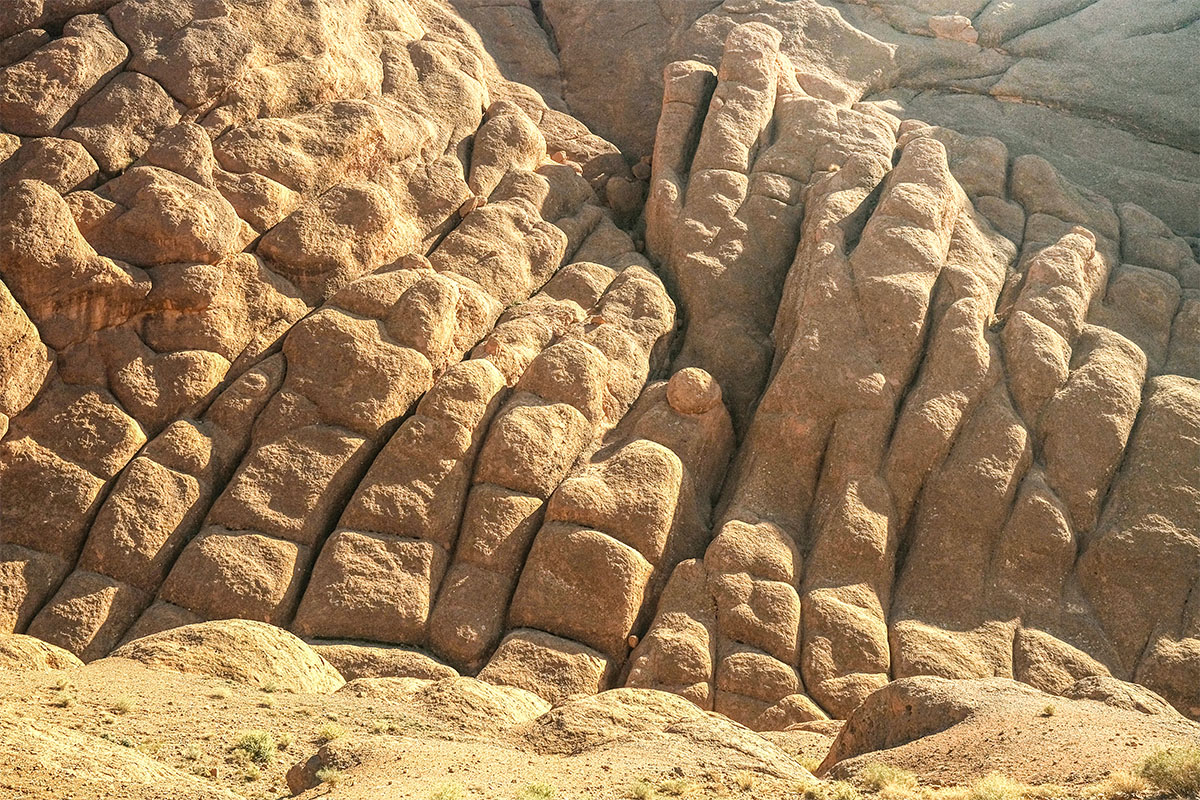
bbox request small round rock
[667,367,722,415]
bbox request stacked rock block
[131,106,618,636]
[479,366,734,702]
[0,0,628,649]
[427,262,677,673]
[630,22,1200,725]
[290,253,658,652]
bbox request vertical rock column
[483,368,734,703]
[426,266,676,673]
[289,262,619,645]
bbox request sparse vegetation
[857,762,919,792]
[1039,704,1056,718]
[802,781,862,800]
[735,771,758,791]
[260,678,279,693]
[431,783,465,800]
[242,763,261,782]
[50,677,71,691]
[1138,746,1200,796]
[659,777,696,796]
[181,744,203,761]
[1084,771,1150,799]
[521,782,557,799]
[277,732,293,750]
[209,687,231,700]
[799,756,824,774]
[232,730,277,765]
[964,774,1024,800]
[315,722,347,743]
[111,695,134,714]
[316,766,343,787]
[49,693,74,708]
[630,779,658,799]
[258,695,275,708]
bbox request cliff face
[0,0,1197,731]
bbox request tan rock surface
[0,2,1198,795]
[109,619,345,694]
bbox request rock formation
[1,0,1198,758]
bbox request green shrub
[1139,747,1200,796]
[232,730,276,765]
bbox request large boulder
[108,619,344,694]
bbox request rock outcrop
[820,676,1200,785]
[1,0,1197,739]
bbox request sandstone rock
[0,632,82,670]
[0,0,1197,769]
[821,676,1200,785]
[109,619,345,693]
[0,14,127,137]
[339,675,550,731]
[311,642,458,682]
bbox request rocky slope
[0,0,1198,793]
[2,622,1198,798]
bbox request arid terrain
[0,0,1198,798]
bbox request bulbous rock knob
[667,367,722,415]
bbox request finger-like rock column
[427,265,676,673]
[481,366,733,702]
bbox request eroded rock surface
[1,0,1198,741]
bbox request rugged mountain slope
[0,0,1198,741]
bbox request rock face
[1,0,1198,732]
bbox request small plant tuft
[1138,746,1200,796]
[430,783,465,800]
[521,782,557,799]
[735,771,757,792]
[181,744,203,761]
[659,778,696,796]
[112,696,135,714]
[49,693,75,708]
[802,781,861,800]
[798,756,823,774]
[276,732,293,750]
[232,730,277,765]
[242,763,261,782]
[1085,770,1150,799]
[316,766,343,787]
[210,687,231,700]
[629,779,657,800]
[315,722,347,743]
[1039,704,1056,717]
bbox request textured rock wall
[1,0,1197,727]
